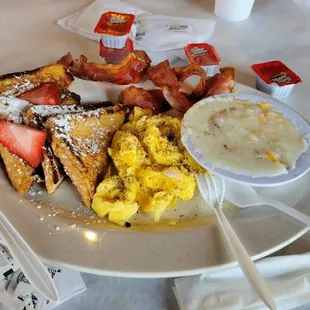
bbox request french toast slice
[44,105,128,207]
[23,101,114,129]
[42,146,65,194]
[0,64,74,97]
[0,97,31,123]
[0,145,35,194]
[60,89,81,105]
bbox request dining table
[1,0,310,309]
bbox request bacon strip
[148,61,198,113]
[119,86,161,110]
[162,86,193,113]
[57,51,151,85]
[173,65,207,99]
[57,52,73,67]
[147,89,171,111]
[147,60,179,89]
[204,67,235,97]
[163,109,184,118]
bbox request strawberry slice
[0,120,47,167]
[18,82,61,105]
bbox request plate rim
[1,82,309,278]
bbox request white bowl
[182,93,310,187]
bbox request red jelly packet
[251,61,302,86]
[184,43,221,66]
[94,11,135,36]
[100,38,133,62]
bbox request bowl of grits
[181,93,310,187]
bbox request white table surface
[1,0,310,309]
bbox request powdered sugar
[1,79,37,98]
[0,97,31,123]
[25,103,113,128]
[30,105,85,118]
[50,108,114,157]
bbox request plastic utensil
[0,212,59,302]
[224,179,310,226]
[195,174,276,310]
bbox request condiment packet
[251,60,302,99]
[94,11,135,49]
[57,0,216,64]
[184,43,221,76]
[132,13,215,52]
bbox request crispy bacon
[147,60,179,89]
[163,109,184,118]
[147,61,201,113]
[173,65,207,99]
[147,89,171,111]
[57,52,73,67]
[204,67,235,97]
[162,86,193,113]
[57,51,151,85]
[119,86,161,110]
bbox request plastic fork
[195,173,276,310]
[224,179,310,226]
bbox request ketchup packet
[184,43,221,76]
[94,11,135,36]
[251,61,302,86]
[251,60,302,99]
[184,43,221,66]
[94,11,135,49]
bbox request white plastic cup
[215,0,255,21]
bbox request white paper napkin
[174,253,310,310]
[57,0,215,64]
[0,241,86,310]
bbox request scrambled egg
[92,107,203,226]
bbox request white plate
[182,93,310,187]
[1,81,310,278]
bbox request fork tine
[195,174,209,203]
[210,174,219,205]
[204,174,213,204]
[218,178,225,206]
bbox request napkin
[57,0,216,64]
[0,241,86,310]
[174,253,310,310]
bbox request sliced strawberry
[0,120,46,167]
[18,82,61,105]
